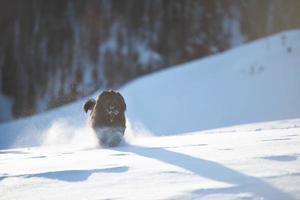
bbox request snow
[99,23,162,70]
[122,29,300,134]
[0,120,300,200]
[0,30,300,199]
[222,6,245,47]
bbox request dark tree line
[0,0,299,121]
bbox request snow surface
[0,119,300,200]
[0,30,300,199]
[122,29,300,134]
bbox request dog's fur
[83,90,126,147]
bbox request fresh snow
[122,29,300,134]
[0,30,300,200]
[0,119,300,200]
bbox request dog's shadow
[0,166,129,182]
[115,145,295,200]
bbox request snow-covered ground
[0,30,300,199]
[0,119,300,200]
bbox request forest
[0,0,299,121]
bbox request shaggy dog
[83,90,126,147]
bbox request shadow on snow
[115,145,295,200]
[0,166,128,182]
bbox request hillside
[1,30,300,149]
[122,29,300,134]
[0,30,300,200]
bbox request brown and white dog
[83,90,126,147]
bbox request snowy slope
[122,30,300,134]
[1,30,300,149]
[0,30,300,200]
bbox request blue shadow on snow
[115,145,295,200]
[0,166,128,182]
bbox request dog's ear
[83,99,96,113]
[117,92,126,111]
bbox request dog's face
[95,90,126,122]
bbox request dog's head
[96,90,126,119]
[84,90,126,123]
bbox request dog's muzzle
[106,107,120,122]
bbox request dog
[83,90,126,147]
